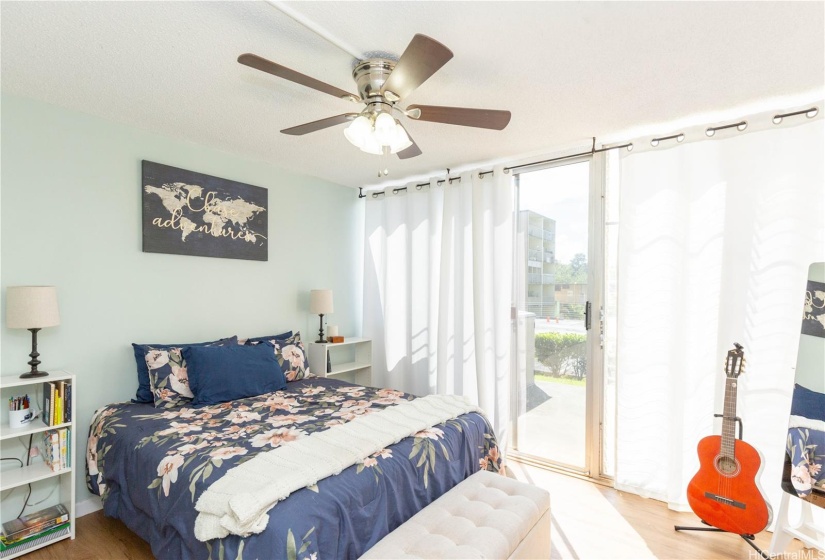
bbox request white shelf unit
[308,338,372,387]
[0,371,76,559]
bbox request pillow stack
[130,330,309,408]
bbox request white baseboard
[76,496,103,517]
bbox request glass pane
[515,161,589,469]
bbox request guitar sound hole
[716,456,738,475]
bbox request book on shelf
[55,381,62,426]
[41,430,58,471]
[65,382,72,424]
[42,382,52,426]
[59,428,66,469]
[1,504,69,545]
[0,522,69,551]
[40,428,70,471]
[41,380,72,426]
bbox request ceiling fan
[238,34,511,160]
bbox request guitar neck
[721,377,739,458]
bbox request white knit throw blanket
[194,394,481,541]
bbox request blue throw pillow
[184,343,287,407]
[243,330,293,345]
[131,336,237,403]
[790,383,825,423]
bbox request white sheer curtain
[363,167,513,454]
[614,119,825,516]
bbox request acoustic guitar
[686,343,771,535]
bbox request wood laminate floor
[507,462,810,560]
[26,461,812,560]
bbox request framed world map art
[142,160,268,261]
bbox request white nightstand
[0,371,76,558]
[307,338,372,387]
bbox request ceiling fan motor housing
[353,59,397,109]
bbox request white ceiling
[2,1,823,190]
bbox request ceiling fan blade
[382,35,453,100]
[396,123,422,159]
[238,53,359,102]
[407,105,511,130]
[281,113,359,136]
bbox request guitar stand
[674,520,769,559]
[674,415,769,560]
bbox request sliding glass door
[511,157,607,478]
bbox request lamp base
[316,313,327,343]
[20,370,49,379]
[22,328,49,378]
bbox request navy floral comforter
[86,378,501,559]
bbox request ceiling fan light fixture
[360,132,384,155]
[346,113,411,155]
[389,122,413,153]
[344,115,372,149]
[373,113,398,145]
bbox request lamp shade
[309,289,333,315]
[6,286,60,329]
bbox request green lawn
[534,373,586,386]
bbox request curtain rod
[361,176,463,199]
[359,105,819,198]
[501,141,633,175]
[359,140,631,198]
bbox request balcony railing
[527,273,555,284]
[528,226,555,241]
[525,301,586,320]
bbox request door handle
[585,301,592,330]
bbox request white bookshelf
[0,371,76,558]
[307,338,372,387]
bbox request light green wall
[0,94,364,503]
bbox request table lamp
[310,289,333,343]
[6,286,60,378]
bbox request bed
[86,377,501,559]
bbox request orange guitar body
[687,435,770,535]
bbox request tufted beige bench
[361,470,551,559]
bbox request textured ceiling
[2,1,823,190]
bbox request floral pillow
[247,331,311,382]
[144,347,195,408]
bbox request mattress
[86,377,501,559]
